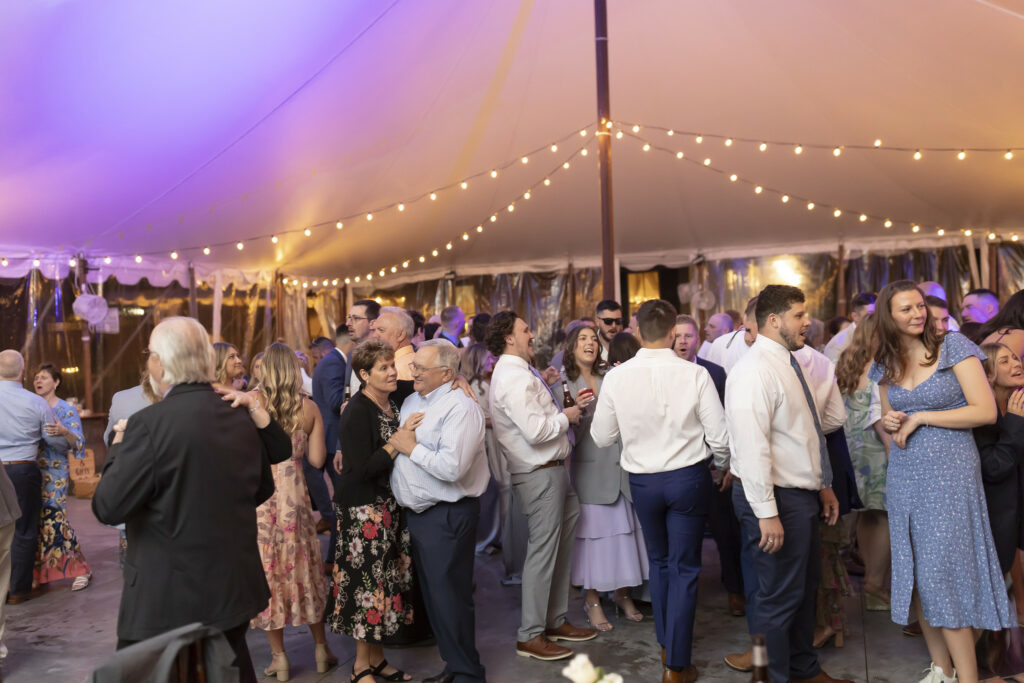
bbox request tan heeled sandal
[315,642,338,674]
[263,651,289,681]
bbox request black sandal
[371,658,411,681]
[352,666,376,682]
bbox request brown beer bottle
[750,634,769,683]
[561,379,576,409]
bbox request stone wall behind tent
[367,267,604,366]
[0,273,273,417]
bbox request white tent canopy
[2,0,1023,287]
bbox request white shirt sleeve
[590,375,619,448]
[496,372,569,446]
[726,369,779,518]
[820,374,848,435]
[695,371,731,469]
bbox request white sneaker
[918,663,957,683]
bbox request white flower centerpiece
[562,653,623,683]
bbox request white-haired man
[0,349,64,608]
[389,340,491,683]
[92,317,292,682]
[374,306,417,381]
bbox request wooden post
[567,261,576,321]
[275,275,285,343]
[76,257,94,413]
[989,239,1000,293]
[188,262,198,319]
[594,0,615,300]
[836,243,847,316]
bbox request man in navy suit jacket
[673,315,746,618]
[309,325,354,566]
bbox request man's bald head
[0,350,25,380]
[918,281,947,300]
[703,313,734,343]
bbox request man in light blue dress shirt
[0,350,68,604]
[389,340,490,683]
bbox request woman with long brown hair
[214,341,247,390]
[561,325,647,631]
[835,315,891,612]
[871,280,1010,683]
[251,343,337,680]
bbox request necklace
[363,389,392,415]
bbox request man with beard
[725,286,849,683]
[593,300,623,355]
[486,311,593,662]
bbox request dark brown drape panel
[844,246,971,313]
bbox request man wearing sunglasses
[594,300,624,354]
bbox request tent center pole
[594,0,615,300]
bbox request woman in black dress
[327,338,422,682]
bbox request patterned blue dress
[870,333,1013,629]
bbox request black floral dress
[326,400,416,642]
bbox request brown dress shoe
[792,671,853,683]
[662,665,698,683]
[728,592,746,617]
[515,636,573,661]
[724,649,752,672]
[544,621,597,642]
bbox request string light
[632,125,640,133]
[203,247,211,255]
[957,150,966,160]
[490,214,497,222]
[550,145,558,153]
[462,233,469,241]
[170,251,178,260]
[833,209,842,217]
[490,170,498,178]
[667,129,674,136]
[913,150,922,160]
[695,135,703,144]
[69,258,77,267]
[759,142,768,152]
[806,202,815,210]
[615,131,623,139]
[523,191,531,199]
[794,145,803,155]
[1006,151,1015,160]
[0,258,6,267]
[964,229,973,236]
[461,182,468,189]
[304,228,312,236]
[476,225,483,233]
[781,195,790,203]
[1013,235,1020,242]
[912,224,920,233]
[134,255,142,263]
[432,249,439,257]
[521,156,529,164]
[419,256,426,263]
[543,178,551,186]
[874,139,882,147]
[336,221,343,229]
[642,143,651,152]
[989,232,997,240]
[271,235,278,243]
[703,158,711,166]
[429,193,437,201]
[937,228,945,236]
[104,256,111,265]
[833,147,842,157]
[724,138,733,147]
[884,220,893,228]
[754,185,763,194]
[398,203,405,211]
[580,148,588,156]
[507,204,515,212]
[859,214,868,222]
[579,129,588,137]
[729,174,738,182]
[33,258,40,267]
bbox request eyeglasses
[598,317,623,326]
[410,363,447,373]
[347,314,368,322]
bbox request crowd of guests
[1,279,1023,683]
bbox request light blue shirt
[391,384,490,513]
[0,380,69,462]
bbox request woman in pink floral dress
[251,343,338,681]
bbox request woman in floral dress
[327,339,419,683]
[251,343,337,680]
[32,364,91,590]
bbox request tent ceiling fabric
[2,0,1023,284]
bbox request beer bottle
[561,379,576,409]
[750,634,769,683]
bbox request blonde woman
[214,341,246,390]
[251,343,337,680]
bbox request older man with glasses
[389,340,490,683]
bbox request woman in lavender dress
[558,326,648,631]
[871,280,1012,683]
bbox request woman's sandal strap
[371,659,410,681]
[352,667,376,682]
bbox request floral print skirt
[35,455,90,584]
[326,494,416,642]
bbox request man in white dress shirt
[389,340,490,683]
[707,297,759,373]
[726,285,850,683]
[486,311,594,662]
[697,312,734,360]
[822,291,876,363]
[591,300,731,683]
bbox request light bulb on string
[695,135,703,143]
[461,182,468,190]
[806,202,815,210]
[676,151,684,159]
[344,278,351,284]
[507,204,515,212]
[642,143,651,152]
[391,266,397,273]
[0,258,6,267]
[432,249,439,257]
[563,162,570,169]
[781,195,790,203]
[1006,151,1015,160]
[912,225,920,233]
[667,129,674,136]
[937,228,945,236]
[419,256,426,263]
[957,151,966,160]
[964,229,973,236]
[989,232,997,240]
[859,214,868,222]
[490,170,498,178]
[884,220,893,228]
[794,145,803,155]
[1013,235,1020,242]
[543,178,551,186]
[490,214,497,222]
[874,139,882,147]
[379,269,385,277]
[429,193,437,201]
[580,148,588,156]
[169,251,178,260]
[754,186,763,194]
[523,191,531,199]
[236,242,244,250]
[366,213,373,221]
[833,209,842,217]
[203,247,211,255]
[33,258,41,267]
[398,203,405,212]
[445,242,453,250]
[304,228,312,236]
[69,258,77,267]
[336,221,343,229]
[550,145,558,153]
[521,156,528,164]
[579,129,587,137]
[759,142,767,152]
[615,131,623,139]
[913,150,922,160]
[476,225,483,233]
[134,255,142,264]
[729,174,738,182]
[632,125,640,133]
[271,235,278,244]
[312,280,318,287]
[725,138,733,147]
[833,147,842,157]
[703,158,711,166]
[402,261,409,268]
[291,279,298,285]
[462,233,469,241]
[104,257,112,265]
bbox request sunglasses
[598,317,623,326]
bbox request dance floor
[4,497,1015,682]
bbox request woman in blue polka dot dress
[870,280,1013,683]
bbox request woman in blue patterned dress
[871,281,1011,683]
[32,364,92,590]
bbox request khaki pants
[0,520,15,642]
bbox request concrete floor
[1,498,1012,682]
